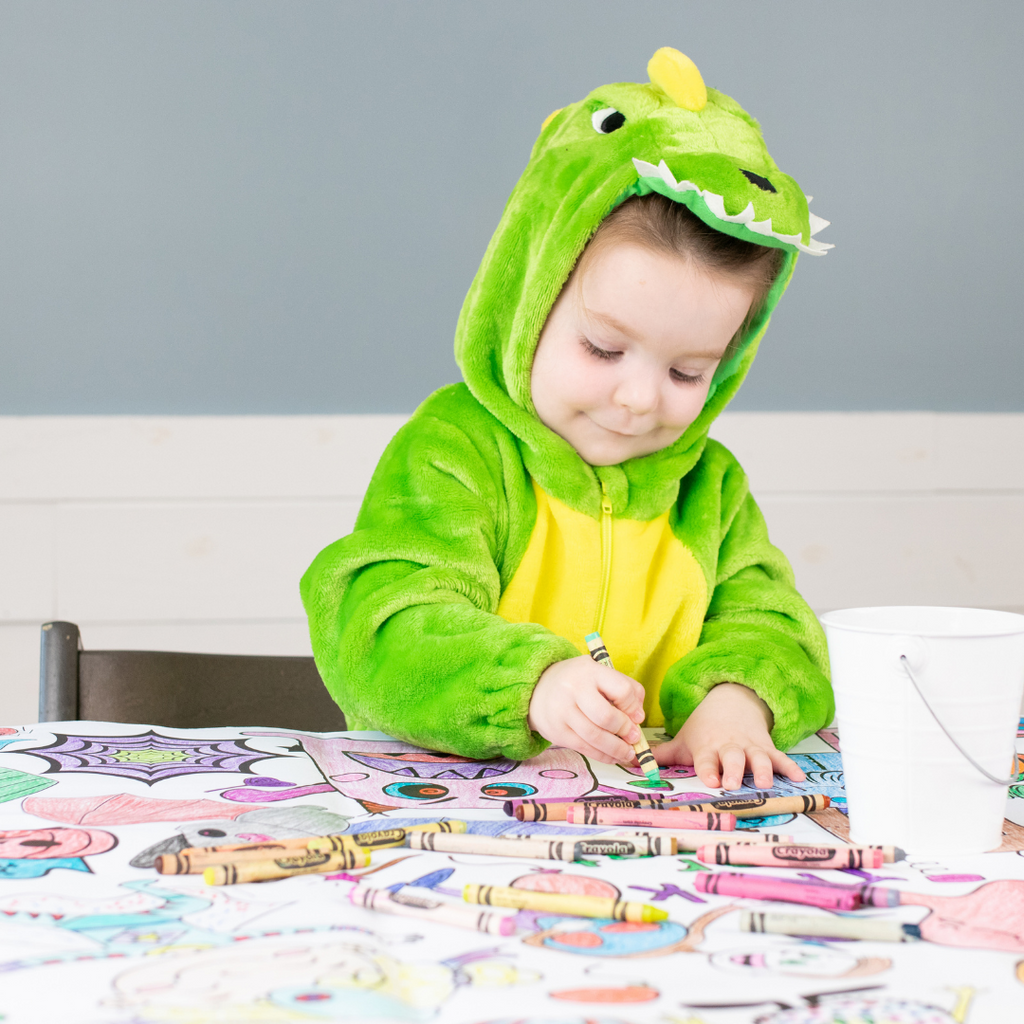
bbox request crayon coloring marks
[0,827,116,878]
[246,733,598,811]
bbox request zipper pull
[600,479,613,516]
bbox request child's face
[531,243,757,466]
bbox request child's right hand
[527,655,646,764]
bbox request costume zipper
[596,479,613,634]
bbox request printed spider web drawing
[23,732,275,786]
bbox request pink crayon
[696,843,885,870]
[785,876,902,908]
[566,806,736,831]
[694,872,863,911]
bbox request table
[0,720,1021,1023]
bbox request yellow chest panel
[496,480,707,726]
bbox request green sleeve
[299,387,579,761]
[660,443,834,751]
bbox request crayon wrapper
[567,806,735,831]
[156,840,360,875]
[519,799,673,822]
[203,846,368,885]
[463,884,663,922]
[670,794,829,818]
[351,886,514,936]
[696,844,884,870]
[184,836,324,857]
[315,829,405,851]
[741,910,911,943]
[695,872,861,911]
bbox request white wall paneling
[2,413,1022,722]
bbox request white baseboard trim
[2,412,1022,722]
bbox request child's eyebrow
[584,308,727,361]
[585,308,642,342]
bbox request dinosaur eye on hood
[740,169,777,193]
[592,107,626,134]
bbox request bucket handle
[900,655,1021,787]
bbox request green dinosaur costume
[301,48,834,759]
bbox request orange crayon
[515,799,672,822]
[667,794,830,818]
[566,805,735,831]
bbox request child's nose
[614,374,659,416]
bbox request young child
[301,48,834,792]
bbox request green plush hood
[454,48,831,520]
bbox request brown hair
[570,192,786,349]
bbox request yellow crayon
[202,846,368,885]
[308,820,467,853]
[463,883,667,922]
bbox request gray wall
[1,0,1021,414]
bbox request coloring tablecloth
[0,720,1022,1023]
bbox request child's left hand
[650,682,806,791]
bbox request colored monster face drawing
[0,828,116,859]
[258,735,597,811]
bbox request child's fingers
[563,730,623,765]
[718,744,749,791]
[565,705,635,764]
[692,749,723,789]
[746,747,776,790]
[767,747,806,782]
[576,688,641,746]
[651,735,693,767]
[595,671,646,723]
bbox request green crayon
[584,631,663,786]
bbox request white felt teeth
[632,157,833,255]
[808,212,830,236]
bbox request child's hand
[528,656,646,764]
[650,682,806,790]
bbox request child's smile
[530,243,757,466]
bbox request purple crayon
[694,872,862,911]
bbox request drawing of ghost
[110,933,538,1021]
[708,944,891,979]
[271,735,596,811]
[0,879,327,974]
[130,804,351,867]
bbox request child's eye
[581,338,619,360]
[670,369,706,385]
[591,107,626,134]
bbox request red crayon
[696,843,884,870]
[694,872,862,911]
[566,806,736,831]
[503,795,643,817]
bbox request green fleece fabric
[301,53,834,759]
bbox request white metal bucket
[820,606,1024,856]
